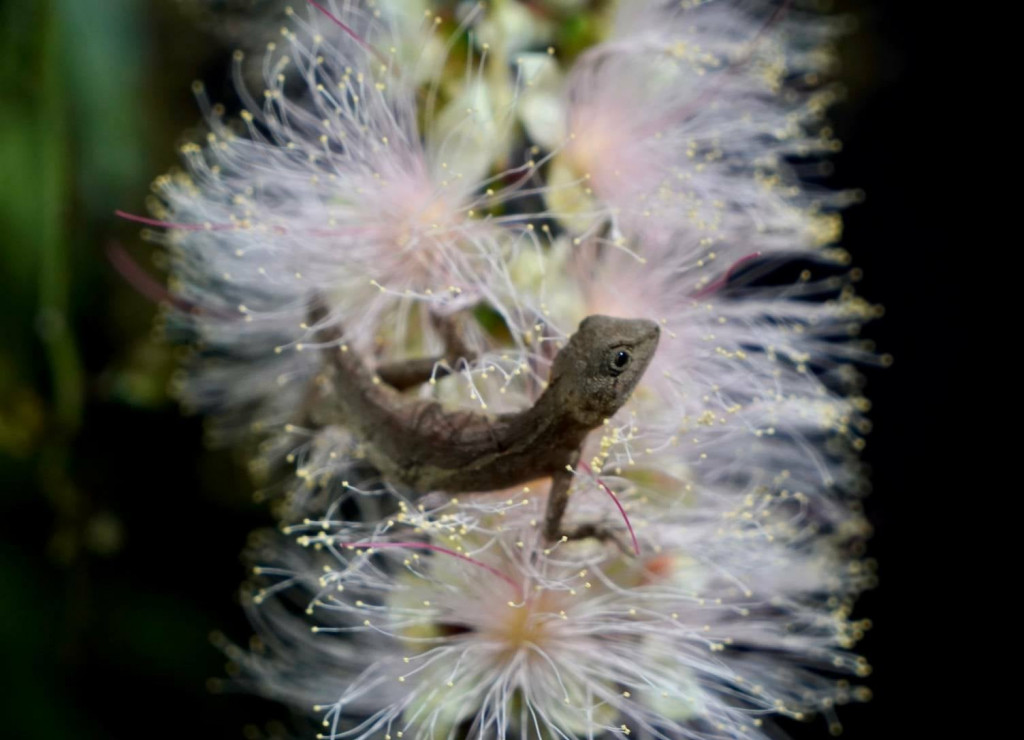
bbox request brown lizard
[307,300,660,545]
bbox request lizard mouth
[627,321,661,383]
[633,320,661,357]
[639,321,660,344]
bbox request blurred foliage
[0,0,268,736]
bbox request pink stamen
[117,210,383,239]
[306,1,391,68]
[114,209,238,232]
[106,241,236,319]
[106,242,190,313]
[578,462,640,555]
[340,541,522,598]
[691,251,762,298]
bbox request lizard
[372,311,473,391]
[306,298,660,545]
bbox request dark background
[0,0,953,737]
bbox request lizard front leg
[543,451,631,553]
[542,456,577,543]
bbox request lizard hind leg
[375,312,474,391]
[375,356,454,391]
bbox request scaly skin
[309,301,659,544]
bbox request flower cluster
[147,1,879,738]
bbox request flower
[236,486,872,740]
[141,0,879,738]
[544,0,845,246]
[145,0,540,445]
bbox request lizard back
[311,309,659,496]
[319,348,589,493]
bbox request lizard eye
[609,349,631,375]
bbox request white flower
[237,488,871,740]
[145,2,546,443]
[544,0,845,244]
[499,1,882,546]
[140,1,880,738]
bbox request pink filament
[117,209,383,238]
[114,210,236,232]
[341,541,522,597]
[691,251,762,298]
[578,462,640,555]
[106,241,176,305]
[106,241,236,319]
[306,1,391,68]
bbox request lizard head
[548,314,660,428]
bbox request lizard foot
[555,523,633,556]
